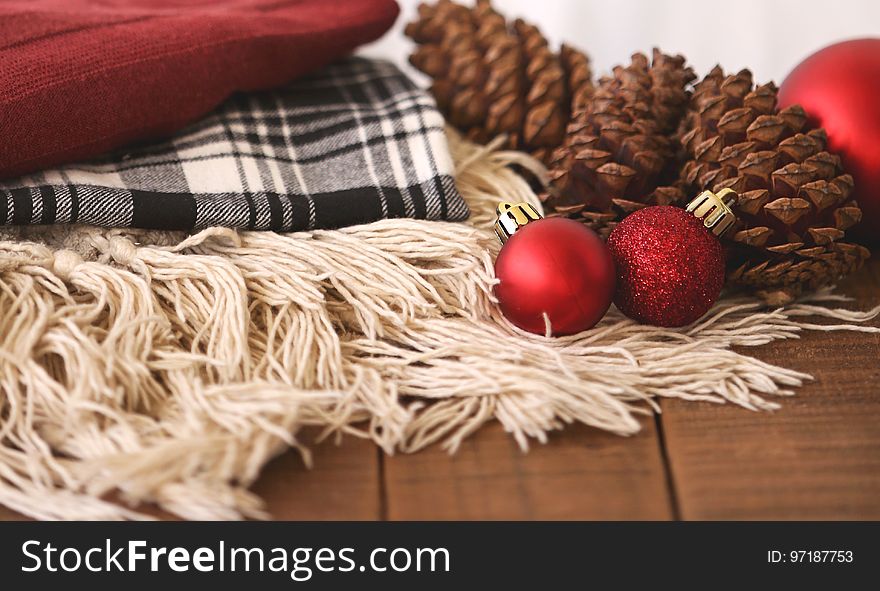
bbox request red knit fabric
[0,0,399,178]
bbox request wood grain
[254,432,382,520]
[383,418,673,520]
[659,260,880,520]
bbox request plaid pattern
[0,58,467,232]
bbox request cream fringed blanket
[0,130,878,520]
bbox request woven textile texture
[0,0,399,179]
[0,58,467,231]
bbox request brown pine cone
[542,49,696,239]
[677,66,870,304]
[406,0,593,163]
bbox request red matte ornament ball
[778,38,880,241]
[607,206,725,327]
[494,217,615,335]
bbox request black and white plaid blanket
[0,58,467,231]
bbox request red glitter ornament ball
[494,217,615,335]
[778,38,880,241]
[607,206,725,327]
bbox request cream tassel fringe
[0,129,878,520]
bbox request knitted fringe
[0,130,878,520]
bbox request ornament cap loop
[685,188,738,238]
[494,201,543,244]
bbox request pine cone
[406,0,593,163]
[677,66,870,304]
[542,50,696,239]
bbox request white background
[362,0,880,85]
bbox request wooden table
[3,261,879,521]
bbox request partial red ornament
[778,38,880,242]
[607,190,737,327]
[493,202,615,335]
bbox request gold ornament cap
[494,201,543,244]
[685,188,738,238]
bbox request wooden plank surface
[383,419,673,520]
[658,261,880,520]
[256,432,382,520]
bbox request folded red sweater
[0,0,399,178]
